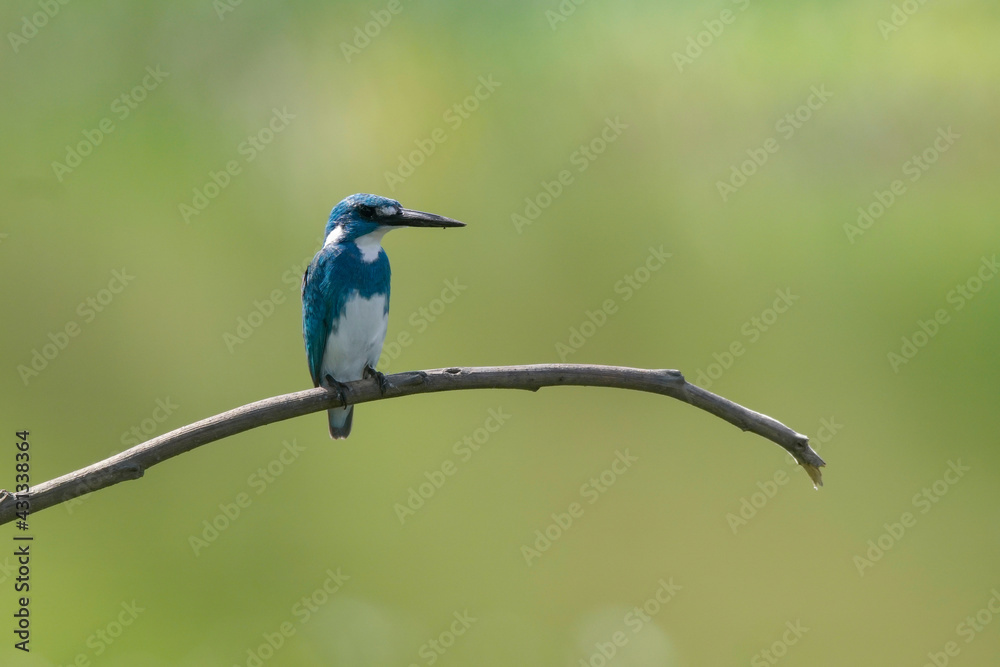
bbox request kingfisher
[301,193,465,438]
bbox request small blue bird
[301,193,465,438]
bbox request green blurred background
[2,0,999,664]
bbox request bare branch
[0,364,824,525]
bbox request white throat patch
[354,228,390,262]
[323,226,390,262]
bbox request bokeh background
[2,1,999,665]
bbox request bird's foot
[324,374,351,407]
[364,364,388,396]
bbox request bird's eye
[358,205,375,218]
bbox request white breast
[320,293,388,384]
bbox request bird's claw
[364,364,388,396]
[324,374,351,407]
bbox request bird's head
[324,193,465,245]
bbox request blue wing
[302,246,345,387]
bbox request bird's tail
[327,406,353,439]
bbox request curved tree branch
[0,364,824,525]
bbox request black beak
[391,208,466,228]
